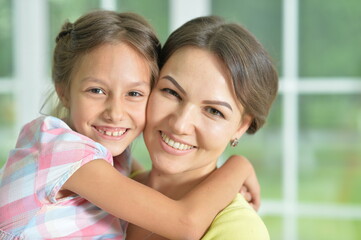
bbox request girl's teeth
[97,128,125,137]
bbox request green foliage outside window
[0,0,12,77]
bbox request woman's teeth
[161,132,194,150]
[97,128,126,137]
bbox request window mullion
[282,0,300,239]
[13,0,48,130]
[169,0,211,32]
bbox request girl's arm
[229,155,261,211]
[63,156,253,240]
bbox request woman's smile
[159,131,196,156]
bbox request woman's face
[59,43,151,157]
[144,46,250,175]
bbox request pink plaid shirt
[0,116,130,239]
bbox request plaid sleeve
[35,116,113,204]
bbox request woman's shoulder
[202,194,270,240]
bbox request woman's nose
[169,106,196,135]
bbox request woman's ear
[55,84,69,109]
[232,114,252,140]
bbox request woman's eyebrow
[161,75,232,111]
[202,100,233,112]
[161,75,186,95]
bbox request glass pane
[48,0,100,60]
[117,0,169,43]
[0,94,16,168]
[299,0,361,77]
[299,95,361,204]
[131,135,151,170]
[299,218,361,240]
[263,216,282,240]
[0,0,13,77]
[211,0,283,76]
[222,96,283,199]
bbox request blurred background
[0,0,360,239]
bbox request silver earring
[230,138,239,147]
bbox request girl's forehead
[70,43,152,87]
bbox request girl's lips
[93,126,128,139]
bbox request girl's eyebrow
[80,77,149,88]
[202,100,233,112]
[80,77,105,85]
[161,75,186,95]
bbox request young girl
[0,10,258,239]
[126,16,278,239]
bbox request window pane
[299,218,361,240]
[263,216,282,240]
[222,97,283,199]
[299,95,361,204]
[131,135,151,170]
[299,0,361,77]
[211,0,283,75]
[0,0,13,77]
[0,94,16,168]
[117,0,169,43]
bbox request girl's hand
[229,155,261,211]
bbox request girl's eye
[89,88,105,94]
[206,107,225,118]
[128,91,143,97]
[161,88,181,99]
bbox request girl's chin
[107,146,128,157]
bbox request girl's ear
[55,84,69,109]
[232,114,252,140]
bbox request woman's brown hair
[160,16,278,134]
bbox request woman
[126,16,278,239]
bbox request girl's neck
[145,163,217,200]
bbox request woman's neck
[145,163,217,200]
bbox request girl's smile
[61,43,151,157]
[93,125,128,139]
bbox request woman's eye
[128,91,142,97]
[161,88,181,99]
[206,107,225,118]
[89,88,105,94]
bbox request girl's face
[144,46,251,175]
[59,43,151,156]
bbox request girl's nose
[104,97,124,122]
